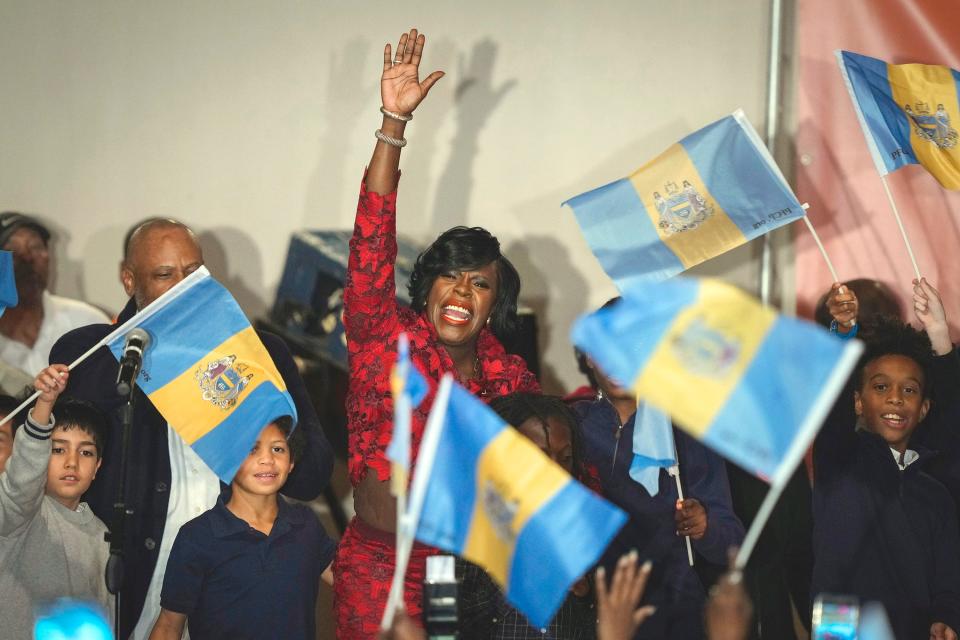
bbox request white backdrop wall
[0,0,775,393]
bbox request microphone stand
[105,379,137,636]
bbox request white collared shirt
[0,291,109,375]
[890,447,919,471]
[131,425,220,639]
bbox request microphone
[115,328,151,397]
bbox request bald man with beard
[50,219,334,639]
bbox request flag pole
[734,339,864,570]
[667,464,695,566]
[382,401,411,630]
[879,175,922,280]
[0,335,116,429]
[380,375,454,631]
[733,474,787,572]
[1,268,216,429]
[799,206,839,283]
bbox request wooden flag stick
[879,175,922,280]
[799,207,840,283]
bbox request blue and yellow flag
[0,251,17,316]
[564,110,804,289]
[628,402,675,496]
[415,380,626,628]
[386,332,429,495]
[102,267,297,483]
[837,50,960,189]
[571,278,862,486]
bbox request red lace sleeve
[343,177,401,343]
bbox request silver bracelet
[380,106,412,122]
[375,129,407,148]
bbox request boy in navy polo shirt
[148,417,335,639]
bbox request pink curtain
[796,0,960,329]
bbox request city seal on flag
[653,180,714,236]
[669,316,740,378]
[196,354,254,410]
[904,102,958,149]
[482,478,520,544]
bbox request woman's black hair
[407,226,521,340]
[489,392,584,479]
[853,315,934,398]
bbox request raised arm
[911,278,960,446]
[344,29,444,343]
[366,28,444,196]
[0,365,67,537]
[912,277,952,356]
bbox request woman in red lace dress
[333,28,540,639]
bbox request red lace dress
[333,178,540,639]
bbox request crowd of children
[2,275,958,640]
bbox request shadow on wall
[302,37,377,229]
[53,218,123,317]
[29,209,111,315]
[503,121,689,395]
[199,228,268,320]
[429,38,516,231]
[402,35,456,220]
[505,235,587,396]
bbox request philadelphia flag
[564,110,804,290]
[572,278,861,486]
[103,267,297,483]
[837,49,960,189]
[415,378,626,627]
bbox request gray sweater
[0,411,111,640]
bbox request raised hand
[596,552,655,640]
[381,29,444,116]
[367,28,445,195]
[705,550,753,640]
[33,364,68,425]
[912,277,952,355]
[34,365,68,405]
[826,282,858,332]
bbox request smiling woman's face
[424,262,499,349]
